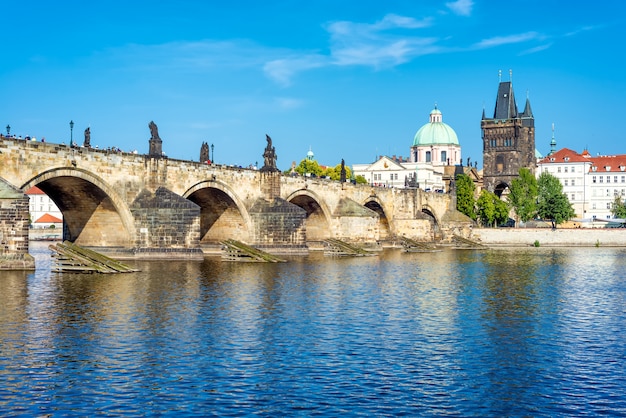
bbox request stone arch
[494,182,510,198]
[21,167,135,247]
[363,196,392,240]
[183,180,252,243]
[285,189,332,241]
[421,205,442,241]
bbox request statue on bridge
[149,121,161,140]
[148,121,163,157]
[83,127,91,148]
[340,158,346,183]
[260,134,279,172]
[200,141,210,163]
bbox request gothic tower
[481,72,535,195]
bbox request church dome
[412,106,459,146]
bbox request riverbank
[472,227,626,247]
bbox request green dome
[412,107,459,146]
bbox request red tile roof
[25,185,45,195]
[34,213,62,223]
[539,148,626,174]
[590,155,626,173]
[538,148,591,164]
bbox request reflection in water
[0,242,625,415]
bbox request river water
[1,242,625,416]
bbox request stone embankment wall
[473,228,626,247]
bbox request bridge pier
[0,178,35,270]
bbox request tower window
[441,151,447,162]
[425,151,431,162]
[496,155,505,172]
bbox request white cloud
[519,43,553,55]
[263,55,327,86]
[446,0,474,17]
[473,32,543,48]
[274,97,305,110]
[326,14,438,68]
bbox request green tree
[294,159,323,177]
[455,174,476,220]
[322,163,352,181]
[537,172,575,228]
[611,196,626,218]
[476,190,509,227]
[476,190,495,226]
[355,175,368,184]
[508,167,538,223]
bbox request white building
[537,148,626,220]
[26,186,63,229]
[352,106,462,191]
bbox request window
[564,179,568,186]
[622,189,625,196]
[615,189,619,196]
[558,167,561,173]
[571,194,575,201]
[564,167,568,173]
[593,176,597,183]
[622,176,625,183]
[606,189,611,197]
[571,179,575,186]
[600,176,603,183]
[441,151,447,163]
[593,203,596,210]
[607,176,611,183]
[425,151,431,162]
[615,176,618,183]
[608,202,612,209]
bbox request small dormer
[564,157,570,162]
[606,166,611,171]
[592,166,598,172]
[550,157,555,162]
[620,166,625,172]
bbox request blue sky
[3,1,625,170]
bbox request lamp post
[5,124,10,136]
[69,120,74,147]
[211,143,214,164]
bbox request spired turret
[481,71,536,195]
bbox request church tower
[481,71,535,195]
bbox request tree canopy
[611,196,626,218]
[455,173,476,220]
[536,172,575,228]
[291,159,323,177]
[476,189,509,227]
[508,168,538,223]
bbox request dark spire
[493,81,518,119]
[521,90,533,118]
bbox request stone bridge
[0,135,471,260]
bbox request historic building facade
[538,148,626,221]
[352,106,462,192]
[482,78,535,195]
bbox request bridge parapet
[0,135,472,258]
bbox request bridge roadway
[0,136,471,258]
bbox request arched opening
[364,200,391,241]
[494,182,509,198]
[421,207,441,241]
[26,176,131,247]
[288,193,330,241]
[186,187,250,243]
